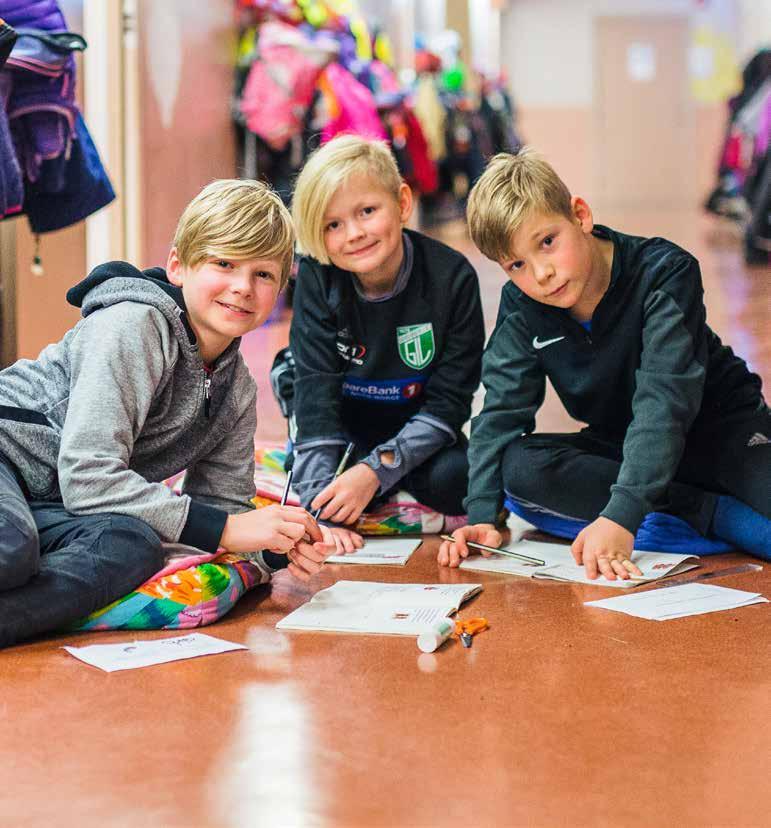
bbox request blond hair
[173,179,295,287]
[291,135,403,264]
[467,148,573,262]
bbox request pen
[313,441,356,519]
[279,468,293,506]
[440,534,545,566]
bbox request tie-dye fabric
[71,550,270,632]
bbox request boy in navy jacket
[440,149,769,580]
[286,136,484,553]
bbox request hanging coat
[319,62,387,144]
[239,21,333,151]
[0,0,114,232]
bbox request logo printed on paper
[397,323,435,369]
[532,335,565,350]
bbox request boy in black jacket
[286,135,485,553]
[440,148,770,580]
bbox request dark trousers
[362,434,469,517]
[395,436,470,516]
[501,406,771,533]
[0,458,164,649]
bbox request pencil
[334,441,356,477]
[440,534,545,566]
[279,468,293,506]
[312,441,356,520]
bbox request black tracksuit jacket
[291,229,485,451]
[465,224,764,531]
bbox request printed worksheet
[459,540,699,588]
[325,538,422,566]
[276,581,482,635]
[63,633,247,672]
[585,583,767,619]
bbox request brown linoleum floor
[1,208,769,827]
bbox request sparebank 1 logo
[396,323,435,370]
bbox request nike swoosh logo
[532,335,565,350]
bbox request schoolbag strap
[14,29,87,54]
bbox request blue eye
[216,260,232,269]
[510,261,524,272]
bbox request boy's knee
[430,446,469,487]
[502,437,557,500]
[0,515,40,589]
[106,515,165,573]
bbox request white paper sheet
[459,540,699,587]
[325,538,422,566]
[584,583,767,620]
[276,581,482,635]
[63,633,247,672]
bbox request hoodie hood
[66,260,199,348]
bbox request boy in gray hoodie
[0,179,329,648]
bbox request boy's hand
[571,517,641,581]
[285,530,335,582]
[220,505,322,553]
[326,525,365,555]
[311,463,380,524]
[438,524,502,568]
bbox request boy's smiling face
[322,171,413,291]
[167,250,282,363]
[498,197,610,321]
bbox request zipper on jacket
[203,368,212,418]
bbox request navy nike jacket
[465,224,764,531]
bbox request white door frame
[83,0,142,269]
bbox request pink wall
[137,0,238,268]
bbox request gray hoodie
[0,261,257,552]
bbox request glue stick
[417,618,455,653]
